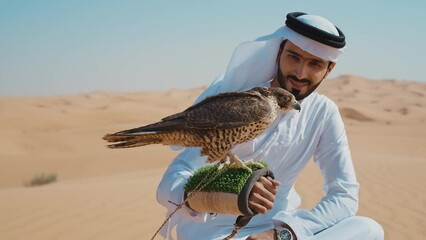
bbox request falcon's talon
[229,161,253,174]
[217,156,231,171]
[228,154,253,174]
[244,160,266,170]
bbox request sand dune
[0,76,425,239]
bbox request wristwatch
[274,228,293,240]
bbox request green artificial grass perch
[184,161,268,194]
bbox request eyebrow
[286,49,327,64]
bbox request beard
[276,66,323,101]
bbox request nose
[294,63,308,80]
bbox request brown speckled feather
[103,87,299,163]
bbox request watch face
[277,229,292,240]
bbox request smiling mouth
[289,78,309,89]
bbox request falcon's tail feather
[103,132,164,149]
[113,117,186,135]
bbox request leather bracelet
[273,229,279,240]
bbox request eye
[309,60,324,68]
[287,53,300,62]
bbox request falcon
[103,87,301,172]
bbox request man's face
[275,41,335,101]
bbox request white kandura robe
[156,22,383,239]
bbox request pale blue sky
[0,0,425,96]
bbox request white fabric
[310,216,384,240]
[257,26,344,62]
[297,14,339,36]
[156,85,364,239]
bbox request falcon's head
[256,87,301,112]
[271,87,301,112]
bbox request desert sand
[0,75,425,239]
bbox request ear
[328,62,336,72]
[276,40,286,63]
[324,62,336,78]
[276,47,283,63]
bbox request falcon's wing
[111,90,272,135]
[174,90,272,129]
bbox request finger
[252,180,276,202]
[250,189,275,210]
[267,176,281,186]
[258,177,278,196]
[249,201,267,214]
[248,193,272,214]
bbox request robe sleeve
[272,102,360,239]
[156,147,211,222]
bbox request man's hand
[248,176,281,214]
[247,229,275,240]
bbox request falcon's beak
[292,100,301,112]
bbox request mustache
[287,75,311,84]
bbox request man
[156,12,384,239]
